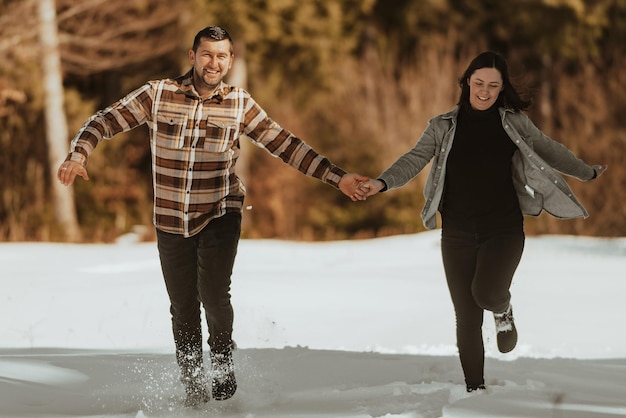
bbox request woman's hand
[592,164,608,179]
[358,179,386,198]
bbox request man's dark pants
[156,213,241,372]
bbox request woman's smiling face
[467,67,503,111]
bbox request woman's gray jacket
[379,106,596,230]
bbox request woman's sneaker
[494,304,517,353]
[210,351,237,400]
[466,383,486,393]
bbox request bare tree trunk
[226,40,249,183]
[38,0,81,241]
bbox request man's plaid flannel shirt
[66,70,347,237]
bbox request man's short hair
[192,26,234,54]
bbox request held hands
[339,173,370,201]
[57,161,89,186]
[338,174,386,201]
[359,179,386,198]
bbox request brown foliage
[55,0,182,75]
[0,0,624,241]
[523,57,626,236]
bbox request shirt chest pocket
[205,118,239,153]
[155,112,188,149]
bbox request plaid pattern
[67,69,347,237]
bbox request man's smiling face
[189,38,233,95]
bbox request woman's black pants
[441,227,525,388]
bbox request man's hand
[339,173,371,201]
[57,161,89,186]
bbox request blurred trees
[0,0,184,241]
[0,0,623,241]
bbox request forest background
[0,0,624,243]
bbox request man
[58,26,368,406]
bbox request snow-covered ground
[1,231,625,417]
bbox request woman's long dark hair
[458,51,531,112]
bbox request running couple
[58,25,607,404]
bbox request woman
[359,51,607,392]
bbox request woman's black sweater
[441,103,523,232]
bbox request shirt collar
[175,68,232,101]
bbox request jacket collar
[441,106,460,120]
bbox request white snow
[1,230,625,417]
